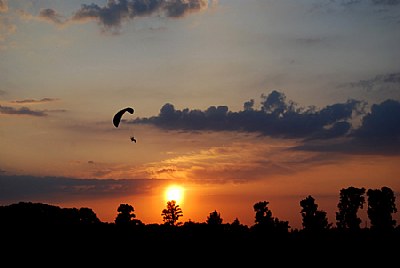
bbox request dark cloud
[371,0,400,5]
[336,0,400,6]
[294,99,400,155]
[155,168,177,174]
[70,0,210,31]
[338,72,400,103]
[310,0,400,13]
[134,90,400,155]
[305,121,352,141]
[164,0,208,17]
[343,72,400,92]
[39,8,65,25]
[352,99,400,140]
[11,98,59,104]
[134,90,364,139]
[0,175,165,203]
[340,0,362,6]
[0,105,47,116]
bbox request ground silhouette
[1,186,398,265]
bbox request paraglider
[113,107,134,128]
[113,107,136,143]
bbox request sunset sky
[1,0,400,229]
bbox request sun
[165,185,184,204]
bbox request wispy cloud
[27,0,216,33]
[337,72,400,104]
[0,175,165,203]
[341,72,400,91]
[371,0,400,5]
[310,0,400,15]
[143,138,348,183]
[11,98,59,104]
[38,8,66,25]
[0,105,47,116]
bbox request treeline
[0,186,398,232]
[1,186,399,265]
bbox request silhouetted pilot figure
[130,136,137,143]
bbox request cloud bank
[0,175,165,203]
[134,90,400,155]
[11,98,59,104]
[0,105,48,116]
[34,0,215,32]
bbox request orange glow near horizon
[165,185,185,204]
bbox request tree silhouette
[367,186,397,231]
[161,200,183,226]
[254,201,274,228]
[253,201,290,234]
[206,210,223,225]
[229,217,248,233]
[336,186,366,230]
[300,195,331,232]
[115,203,137,225]
[78,207,101,224]
[0,201,102,225]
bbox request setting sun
[165,185,184,204]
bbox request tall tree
[161,200,183,226]
[253,201,290,234]
[300,195,331,232]
[206,210,223,225]
[336,186,366,230]
[115,203,136,225]
[367,186,397,231]
[79,207,101,224]
[253,201,274,228]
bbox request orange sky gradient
[1,0,400,230]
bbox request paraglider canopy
[113,107,134,128]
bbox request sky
[1,0,400,230]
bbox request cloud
[135,90,364,140]
[337,72,400,103]
[163,0,209,17]
[294,99,400,155]
[0,175,165,203]
[310,0,400,14]
[352,99,400,140]
[38,8,66,25]
[0,105,47,116]
[134,90,400,155]
[29,0,215,33]
[0,98,65,115]
[333,0,400,6]
[342,72,400,92]
[11,98,59,104]
[143,138,348,184]
[371,0,400,5]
